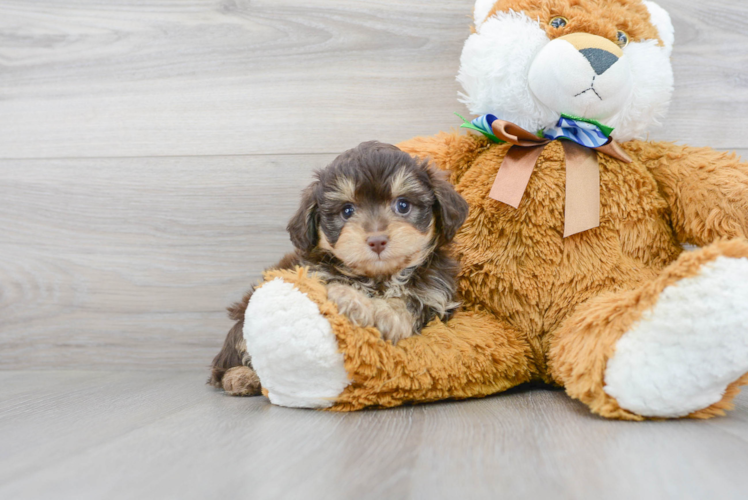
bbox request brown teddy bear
[235,0,748,420]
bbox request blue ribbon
[543,116,609,148]
[460,113,612,148]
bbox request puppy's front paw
[222,366,262,396]
[376,314,414,344]
[327,283,376,328]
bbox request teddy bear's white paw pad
[243,278,350,408]
[604,256,748,417]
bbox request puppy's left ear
[429,168,469,243]
[286,183,319,252]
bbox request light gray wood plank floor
[2,371,748,500]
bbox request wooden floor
[2,371,748,500]
[2,1,748,498]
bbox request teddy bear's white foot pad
[603,256,748,417]
[243,278,350,408]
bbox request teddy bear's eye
[616,30,630,48]
[550,16,568,29]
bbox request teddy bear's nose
[558,32,624,76]
[579,48,619,75]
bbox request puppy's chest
[346,277,412,301]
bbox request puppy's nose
[367,235,389,255]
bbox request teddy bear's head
[458,0,674,141]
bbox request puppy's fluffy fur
[209,141,469,395]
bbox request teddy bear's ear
[473,0,497,29]
[643,1,674,57]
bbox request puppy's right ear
[286,183,319,252]
[429,168,469,243]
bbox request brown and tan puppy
[209,141,469,396]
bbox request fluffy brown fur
[222,0,748,419]
[239,134,748,416]
[208,141,469,394]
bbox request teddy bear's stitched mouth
[574,76,603,101]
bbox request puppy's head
[287,141,468,278]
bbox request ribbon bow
[460,114,632,237]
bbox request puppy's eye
[393,198,411,216]
[549,16,568,29]
[616,30,629,48]
[341,204,355,220]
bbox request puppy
[209,141,469,396]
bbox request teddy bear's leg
[244,269,536,410]
[549,239,748,420]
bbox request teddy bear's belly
[454,143,682,350]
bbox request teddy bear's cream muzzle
[528,32,633,123]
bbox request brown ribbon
[488,120,632,237]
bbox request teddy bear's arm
[243,268,537,410]
[643,143,748,245]
[398,131,489,184]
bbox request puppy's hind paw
[222,366,262,396]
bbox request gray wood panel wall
[1,0,747,370]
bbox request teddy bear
[238,0,748,420]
